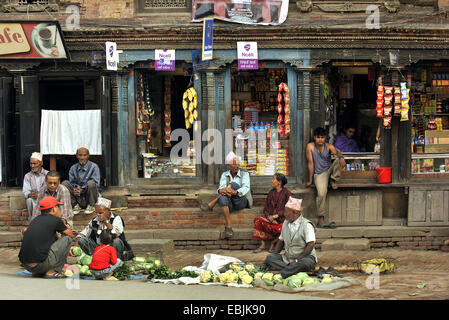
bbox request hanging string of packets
[377,82,410,129]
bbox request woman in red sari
[252,173,291,253]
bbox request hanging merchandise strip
[277,82,290,137]
[383,86,393,129]
[376,85,384,118]
[136,71,154,135]
[164,77,172,147]
[182,87,198,129]
[400,82,410,122]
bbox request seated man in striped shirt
[31,171,74,229]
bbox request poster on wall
[155,49,176,71]
[237,41,258,70]
[0,21,68,59]
[192,0,289,25]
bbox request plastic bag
[200,254,242,273]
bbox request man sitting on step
[200,151,252,239]
[22,152,48,221]
[72,197,133,261]
[62,146,101,215]
[264,196,317,279]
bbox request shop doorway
[135,70,196,179]
[328,66,379,152]
[16,74,112,187]
[230,66,291,177]
[38,78,102,182]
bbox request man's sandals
[44,272,67,279]
[199,203,213,212]
[224,227,234,238]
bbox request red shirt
[89,244,117,270]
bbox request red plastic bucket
[376,167,392,184]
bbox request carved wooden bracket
[2,0,59,13]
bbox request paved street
[1,247,449,300]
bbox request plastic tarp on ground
[150,254,361,291]
[253,277,361,292]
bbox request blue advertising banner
[202,18,213,61]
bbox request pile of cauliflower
[199,262,260,285]
[199,261,339,288]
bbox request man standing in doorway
[32,171,74,228]
[22,152,48,220]
[305,127,346,228]
[62,147,101,215]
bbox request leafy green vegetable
[147,264,173,280]
[173,269,198,279]
[114,263,131,281]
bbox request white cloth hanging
[40,109,102,155]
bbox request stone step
[127,239,174,255]
[321,239,371,251]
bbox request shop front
[309,49,449,227]
[118,48,310,191]
[0,21,114,188]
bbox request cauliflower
[238,270,249,280]
[219,270,239,284]
[273,274,283,283]
[261,272,274,281]
[244,263,255,272]
[200,270,213,283]
[240,275,253,285]
[254,272,264,279]
[229,262,242,272]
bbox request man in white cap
[200,151,252,239]
[22,152,48,220]
[72,197,133,261]
[62,146,101,215]
[264,196,317,278]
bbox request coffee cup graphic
[38,27,53,49]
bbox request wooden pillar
[49,155,56,171]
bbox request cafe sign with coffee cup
[0,21,68,59]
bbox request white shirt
[279,216,316,243]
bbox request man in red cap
[19,196,76,278]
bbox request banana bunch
[360,258,394,274]
[182,87,198,129]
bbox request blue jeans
[218,182,249,212]
[90,258,122,279]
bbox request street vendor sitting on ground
[264,196,317,279]
[19,196,76,278]
[31,171,74,228]
[22,152,49,220]
[200,151,252,239]
[72,197,132,261]
[62,146,101,215]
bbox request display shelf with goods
[231,67,290,177]
[135,69,197,179]
[332,153,380,179]
[410,66,449,178]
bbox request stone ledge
[127,239,174,254]
[0,231,21,243]
[321,238,370,251]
